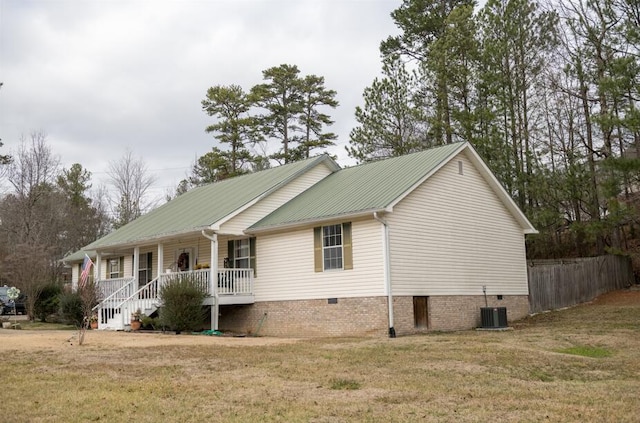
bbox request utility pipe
[373,212,396,338]
[201,229,219,330]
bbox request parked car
[0,286,26,315]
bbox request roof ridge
[191,153,334,190]
[344,142,466,169]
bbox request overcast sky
[0,0,399,202]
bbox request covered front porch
[90,231,255,331]
[94,268,254,330]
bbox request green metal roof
[250,143,465,231]
[73,155,338,254]
[63,249,95,263]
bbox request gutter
[373,212,396,338]
[247,208,391,235]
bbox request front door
[176,248,194,272]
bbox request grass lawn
[1,290,639,422]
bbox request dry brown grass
[2,289,639,422]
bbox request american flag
[80,254,94,288]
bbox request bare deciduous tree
[3,243,51,319]
[2,132,60,248]
[8,131,59,199]
[107,150,155,229]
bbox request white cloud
[0,0,399,199]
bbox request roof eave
[88,226,213,253]
[247,208,388,234]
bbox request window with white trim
[323,224,343,270]
[233,239,250,269]
[108,258,121,279]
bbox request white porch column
[133,246,140,285]
[201,229,219,331]
[211,233,219,330]
[157,243,164,277]
[96,252,102,282]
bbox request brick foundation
[394,295,530,334]
[219,297,389,337]
[216,294,529,337]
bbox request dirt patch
[0,329,299,351]
[591,286,640,306]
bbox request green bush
[34,283,62,322]
[158,275,207,334]
[140,314,159,330]
[58,291,83,326]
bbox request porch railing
[93,277,136,325]
[94,268,253,329]
[157,268,253,296]
[216,268,253,295]
[97,277,134,299]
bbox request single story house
[64,142,537,337]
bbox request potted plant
[130,309,142,331]
[89,313,99,329]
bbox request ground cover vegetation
[0,290,638,422]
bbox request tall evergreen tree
[382,0,476,145]
[296,75,339,160]
[202,84,255,176]
[250,64,304,164]
[56,163,108,253]
[477,0,558,212]
[348,56,428,162]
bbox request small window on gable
[314,222,353,272]
[458,160,464,175]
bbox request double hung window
[313,222,353,272]
[322,224,343,270]
[108,258,123,279]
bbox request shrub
[58,291,83,326]
[158,275,207,334]
[34,283,62,322]
[136,313,157,330]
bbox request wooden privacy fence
[527,255,634,314]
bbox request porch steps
[93,269,255,330]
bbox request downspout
[201,229,219,330]
[374,212,396,338]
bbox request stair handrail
[112,275,166,326]
[92,277,137,312]
[99,270,215,328]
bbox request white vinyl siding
[94,255,132,280]
[221,163,333,234]
[254,219,385,301]
[161,238,203,272]
[388,151,529,296]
